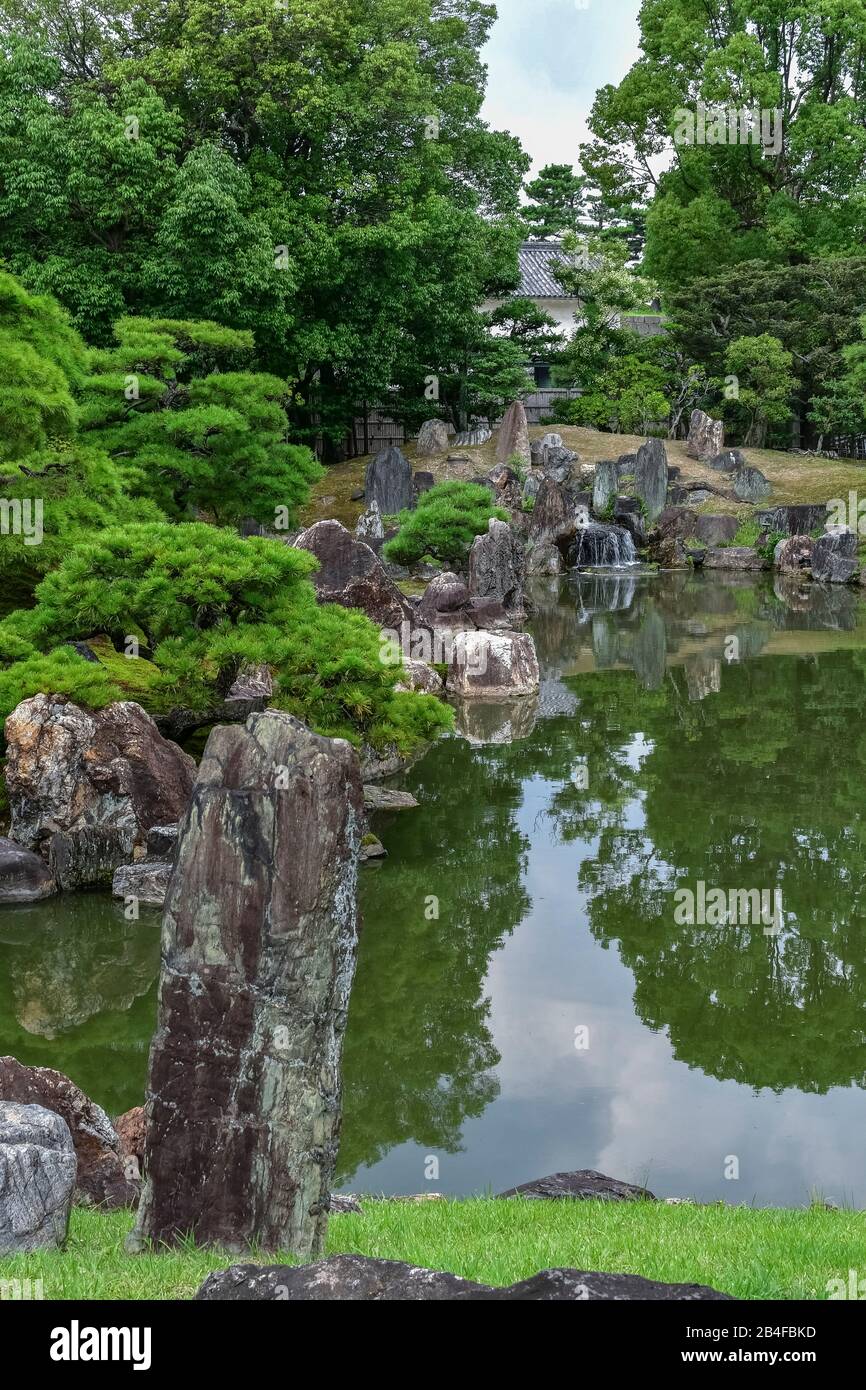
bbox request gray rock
[634,438,669,522]
[774,535,814,573]
[452,425,492,447]
[415,419,450,457]
[522,472,542,504]
[541,447,576,484]
[327,1193,363,1214]
[413,471,435,498]
[0,1102,76,1253]
[526,541,563,575]
[128,711,364,1256]
[498,1169,656,1202]
[354,500,385,545]
[495,400,531,468]
[707,449,746,472]
[394,659,444,696]
[359,836,387,862]
[363,786,419,812]
[686,409,724,460]
[364,446,415,514]
[146,824,178,857]
[703,547,769,571]
[757,504,828,536]
[293,520,413,630]
[195,1254,732,1301]
[592,460,621,515]
[531,476,577,546]
[812,530,858,583]
[694,514,738,546]
[0,837,56,904]
[468,517,526,621]
[3,697,196,890]
[416,571,509,633]
[111,860,172,908]
[733,466,771,502]
[449,630,540,699]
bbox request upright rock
[364,446,414,514]
[449,631,540,699]
[4,697,196,890]
[0,1102,76,1253]
[129,711,364,1255]
[686,409,725,459]
[733,465,771,502]
[468,518,526,620]
[415,419,450,457]
[634,438,669,522]
[495,400,531,468]
[293,520,413,630]
[354,500,385,545]
[812,531,858,583]
[592,460,621,515]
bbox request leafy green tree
[721,334,795,447]
[810,314,866,445]
[82,316,322,527]
[383,481,507,569]
[0,271,87,460]
[0,522,453,749]
[523,163,587,239]
[485,295,564,363]
[553,351,669,434]
[551,235,657,402]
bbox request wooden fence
[346,389,582,458]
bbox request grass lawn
[1,1199,863,1300]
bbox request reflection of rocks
[630,606,667,689]
[451,696,539,745]
[685,655,722,702]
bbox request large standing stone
[449,630,540,699]
[468,518,526,620]
[0,1057,137,1208]
[634,438,669,522]
[129,711,364,1255]
[530,477,575,546]
[364,446,414,514]
[495,400,531,468]
[686,409,724,459]
[0,1101,76,1252]
[0,837,56,903]
[354,500,385,545]
[4,697,196,889]
[733,465,771,502]
[592,460,621,515]
[293,520,413,630]
[415,419,450,457]
[812,531,858,583]
[196,1254,732,1301]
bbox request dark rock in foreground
[129,711,364,1256]
[497,1169,655,1202]
[196,1254,732,1301]
[293,519,413,630]
[0,837,57,903]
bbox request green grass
[1,1199,863,1301]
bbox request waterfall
[569,522,637,569]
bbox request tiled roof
[518,241,580,298]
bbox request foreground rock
[448,630,540,699]
[4,696,195,890]
[0,1056,138,1208]
[686,409,724,460]
[293,520,412,629]
[196,1254,732,1301]
[0,837,57,904]
[129,711,364,1255]
[111,860,172,908]
[365,445,414,514]
[415,419,450,457]
[495,400,531,468]
[812,530,858,583]
[468,518,526,621]
[498,1169,655,1202]
[416,571,508,633]
[0,1102,76,1253]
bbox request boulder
[733,465,771,502]
[652,535,689,568]
[522,472,542,505]
[0,1102,76,1253]
[364,445,414,514]
[695,513,738,546]
[530,476,575,546]
[293,520,413,630]
[114,1106,146,1179]
[111,860,172,909]
[128,711,364,1255]
[468,518,526,621]
[394,659,444,696]
[757,504,828,536]
[634,437,669,522]
[0,1057,137,1209]
[415,419,450,457]
[452,425,492,447]
[495,400,531,468]
[0,837,56,904]
[363,786,418,812]
[415,571,508,633]
[592,459,621,515]
[4,696,196,890]
[686,409,724,459]
[354,500,385,545]
[448,630,540,699]
[526,541,563,575]
[774,535,814,574]
[703,547,768,571]
[413,471,435,498]
[486,464,524,511]
[146,824,178,857]
[196,1254,732,1301]
[707,449,746,473]
[812,530,858,583]
[498,1169,655,1202]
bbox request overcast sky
[480,0,642,176]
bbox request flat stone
[362,786,419,812]
[0,1101,76,1253]
[703,546,769,571]
[497,1169,655,1202]
[195,1254,732,1301]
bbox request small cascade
[569,521,637,568]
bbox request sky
[480,0,642,177]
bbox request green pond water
[2,569,866,1204]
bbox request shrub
[382,481,507,568]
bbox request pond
[2,569,866,1205]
